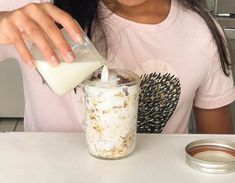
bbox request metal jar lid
[185,139,235,174]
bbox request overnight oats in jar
[83,69,140,159]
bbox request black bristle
[137,72,181,133]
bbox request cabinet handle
[217,13,235,18]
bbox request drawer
[206,0,235,15]
[216,0,235,14]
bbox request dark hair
[54,0,231,76]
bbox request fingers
[15,14,60,66]
[0,2,84,68]
[6,23,35,68]
[25,6,75,63]
[42,3,83,43]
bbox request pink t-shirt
[1,0,235,133]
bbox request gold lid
[185,139,235,174]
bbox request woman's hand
[0,2,82,68]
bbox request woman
[0,0,234,133]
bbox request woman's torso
[1,0,234,133]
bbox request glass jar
[30,28,105,95]
[83,69,140,159]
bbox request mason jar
[83,69,140,159]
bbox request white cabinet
[0,59,24,118]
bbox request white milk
[101,65,109,82]
[37,59,102,95]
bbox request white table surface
[0,133,234,183]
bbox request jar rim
[83,69,140,88]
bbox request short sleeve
[194,40,235,109]
[0,0,52,11]
[0,51,6,61]
[0,45,19,62]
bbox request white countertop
[0,133,234,183]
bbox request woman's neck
[103,0,171,24]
